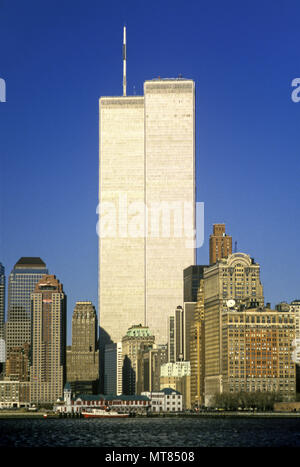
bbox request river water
[1,416,300,447]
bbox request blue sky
[0,0,299,344]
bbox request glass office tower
[6,257,48,354]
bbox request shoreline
[1,411,300,419]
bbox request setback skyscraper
[66,301,99,394]
[30,275,66,404]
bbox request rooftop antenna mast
[123,26,127,96]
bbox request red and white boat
[81,408,129,418]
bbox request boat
[81,408,129,418]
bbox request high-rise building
[183,265,207,303]
[66,302,99,394]
[0,263,5,367]
[122,324,155,395]
[98,31,195,354]
[168,306,183,363]
[220,302,296,401]
[168,303,195,363]
[209,224,232,265]
[104,342,123,395]
[276,299,300,392]
[5,343,30,382]
[204,252,264,404]
[5,257,48,355]
[136,343,167,394]
[190,279,205,407]
[30,275,66,404]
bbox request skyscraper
[98,30,195,352]
[30,275,66,404]
[6,257,48,355]
[0,263,5,367]
[209,224,232,265]
[66,301,99,394]
[183,265,207,303]
[221,303,295,401]
[122,324,155,395]
[203,252,264,404]
[190,280,205,407]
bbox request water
[1,417,300,447]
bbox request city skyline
[1,0,300,345]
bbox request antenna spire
[123,26,127,96]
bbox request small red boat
[81,409,129,418]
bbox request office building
[204,252,264,404]
[190,279,205,407]
[136,343,167,394]
[183,265,207,303]
[66,302,99,395]
[276,299,300,391]
[122,324,155,395]
[104,342,123,395]
[30,275,66,404]
[0,263,5,367]
[5,257,48,355]
[98,30,195,352]
[220,302,296,401]
[168,306,183,362]
[209,224,232,265]
[168,303,195,362]
[5,342,30,382]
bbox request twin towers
[98,28,196,350]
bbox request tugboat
[81,408,129,419]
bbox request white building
[160,361,191,378]
[142,388,182,413]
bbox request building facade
[0,263,5,367]
[98,78,196,353]
[204,253,264,404]
[142,388,183,412]
[66,301,99,394]
[221,304,296,401]
[5,342,30,382]
[122,324,155,395]
[136,344,167,394]
[0,380,30,408]
[30,275,66,404]
[5,257,48,356]
[104,342,123,395]
[55,383,151,415]
[190,279,205,407]
[183,265,207,303]
[209,224,232,265]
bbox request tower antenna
[123,26,127,96]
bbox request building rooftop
[14,257,47,269]
[74,394,150,402]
